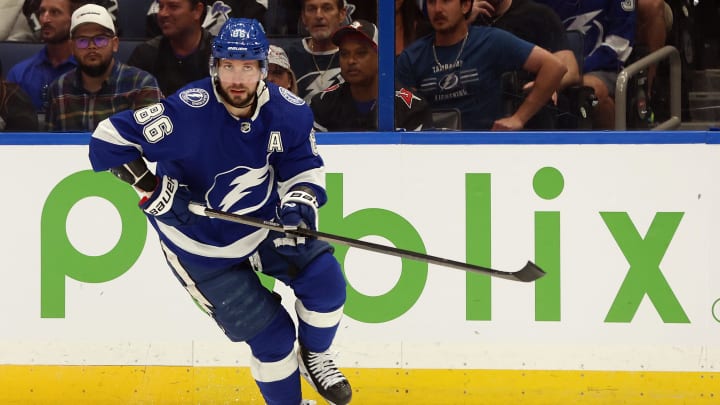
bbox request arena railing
[615,45,682,130]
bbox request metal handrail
[615,45,682,130]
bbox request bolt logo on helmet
[211,18,269,61]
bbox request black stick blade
[511,261,546,282]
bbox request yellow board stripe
[0,366,717,404]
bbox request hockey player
[88,18,352,405]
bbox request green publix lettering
[40,169,689,323]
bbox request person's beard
[43,29,69,45]
[79,57,112,78]
[218,84,256,108]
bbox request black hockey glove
[139,175,197,227]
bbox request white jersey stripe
[277,166,325,199]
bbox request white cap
[267,45,298,94]
[71,4,116,36]
[268,45,291,71]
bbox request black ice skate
[298,346,352,405]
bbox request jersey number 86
[133,103,174,144]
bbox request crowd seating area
[2,0,718,131]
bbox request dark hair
[300,0,345,10]
[189,0,208,21]
[464,0,474,19]
[424,0,474,18]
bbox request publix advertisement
[1,138,719,372]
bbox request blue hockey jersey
[536,0,636,72]
[89,79,325,268]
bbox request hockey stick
[188,203,545,282]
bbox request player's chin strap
[240,80,268,109]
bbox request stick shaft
[189,203,545,282]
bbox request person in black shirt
[311,20,432,131]
[126,0,211,97]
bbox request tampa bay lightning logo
[206,160,275,215]
[297,67,343,102]
[279,87,305,106]
[179,88,210,107]
[438,73,460,90]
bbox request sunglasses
[74,35,113,49]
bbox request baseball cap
[331,20,378,51]
[268,45,292,71]
[70,4,116,36]
[267,44,298,94]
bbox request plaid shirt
[46,59,163,132]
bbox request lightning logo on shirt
[298,67,343,102]
[207,160,275,215]
[564,10,603,35]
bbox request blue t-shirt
[396,26,534,130]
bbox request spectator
[469,0,579,90]
[0,80,39,131]
[0,0,35,41]
[311,20,432,131]
[468,0,581,129]
[267,44,298,94]
[127,0,211,97]
[6,0,82,124]
[535,0,636,129]
[396,0,432,56]
[285,0,347,102]
[46,4,162,132]
[21,0,119,40]
[145,0,267,37]
[282,0,358,37]
[396,0,565,130]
